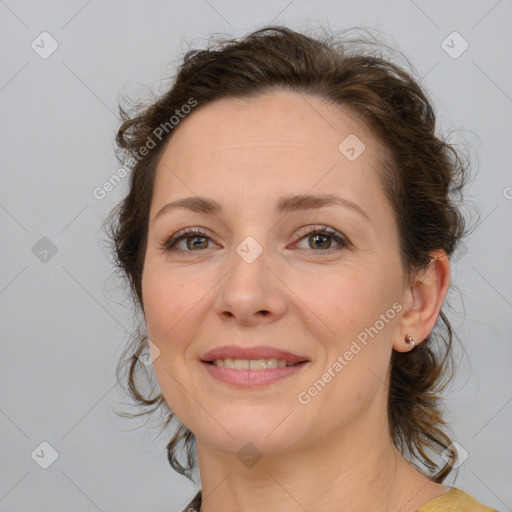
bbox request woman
[105,26,496,512]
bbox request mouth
[199,344,309,368]
[203,358,307,369]
[199,345,310,386]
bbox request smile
[209,358,300,369]
[201,360,309,387]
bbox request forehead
[162,89,376,159]
[151,89,389,218]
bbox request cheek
[141,268,201,416]
[291,266,392,340]
[141,271,171,338]
[292,261,401,395]
[141,265,200,342]
[296,270,399,429]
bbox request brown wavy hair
[103,25,474,483]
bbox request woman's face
[142,89,408,456]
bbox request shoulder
[417,487,499,512]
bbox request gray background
[1,0,511,511]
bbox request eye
[161,224,350,255]
[161,227,216,253]
[292,225,350,254]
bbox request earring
[404,334,415,350]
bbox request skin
[141,89,452,512]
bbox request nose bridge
[229,199,271,265]
[227,230,269,290]
[235,233,266,265]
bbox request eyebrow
[152,193,369,223]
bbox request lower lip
[200,361,309,388]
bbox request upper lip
[200,345,309,364]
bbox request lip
[200,360,310,388]
[200,345,309,365]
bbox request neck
[194,401,443,512]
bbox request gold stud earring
[404,334,415,350]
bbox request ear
[394,249,451,352]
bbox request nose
[214,243,287,326]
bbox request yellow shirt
[181,487,498,511]
[417,487,498,511]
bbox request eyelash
[161,225,350,256]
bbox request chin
[197,415,301,455]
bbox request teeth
[212,358,295,369]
